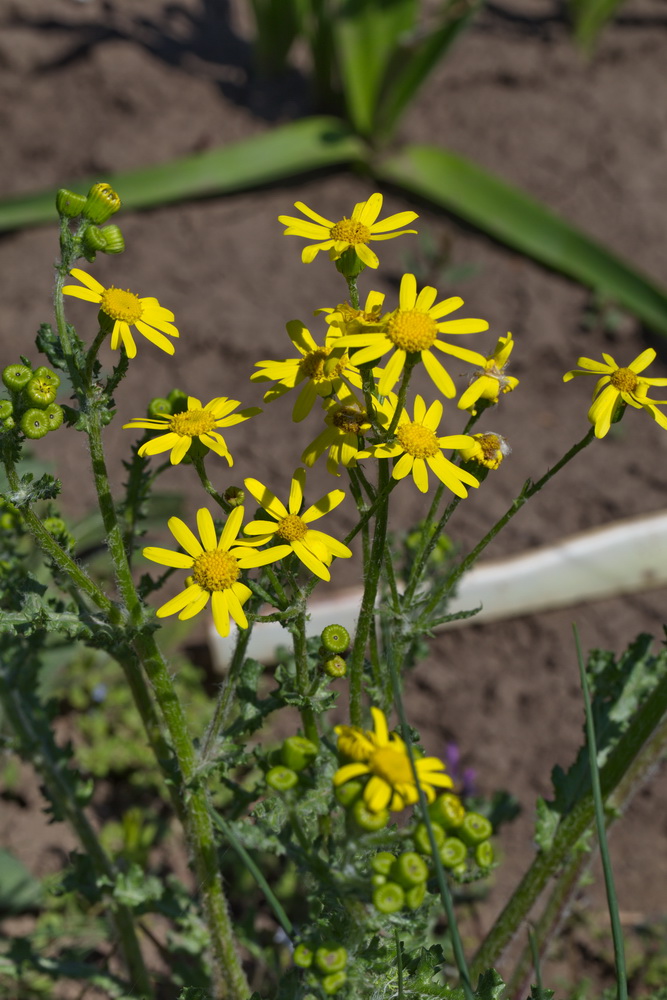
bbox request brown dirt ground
[1,0,667,996]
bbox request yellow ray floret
[333,707,452,813]
[563,349,667,438]
[278,193,418,269]
[123,395,260,465]
[63,268,179,359]
[142,507,252,637]
[335,273,488,398]
[236,468,352,582]
[301,387,393,476]
[458,333,519,413]
[357,394,480,496]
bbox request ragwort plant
[1,183,667,1000]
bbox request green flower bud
[414,821,446,855]
[33,367,60,387]
[83,182,121,224]
[320,624,350,653]
[474,840,494,869]
[21,408,50,440]
[266,765,298,792]
[321,972,347,994]
[99,224,125,254]
[81,224,108,255]
[370,851,395,876]
[314,945,347,975]
[293,943,313,969]
[438,837,467,869]
[56,188,87,218]
[44,403,64,432]
[370,873,386,888]
[390,851,428,889]
[334,779,363,808]
[372,881,405,914]
[429,792,465,830]
[323,655,346,678]
[2,415,15,432]
[3,364,32,391]
[147,397,172,419]
[224,486,245,507]
[281,736,318,772]
[0,400,13,420]
[25,375,58,408]
[459,812,493,847]
[167,388,189,413]
[350,798,389,833]
[405,882,427,910]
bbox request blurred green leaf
[376,0,481,139]
[569,0,625,51]
[376,143,667,336]
[248,0,303,75]
[0,850,43,914]
[0,118,365,232]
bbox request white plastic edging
[209,510,667,671]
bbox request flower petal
[211,590,231,637]
[156,583,204,618]
[244,478,288,520]
[168,516,204,557]
[197,508,217,551]
[143,547,194,569]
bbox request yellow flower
[357,395,480,496]
[142,507,252,637]
[301,387,393,476]
[123,396,260,466]
[457,333,519,413]
[278,193,418,269]
[459,432,511,470]
[333,708,452,813]
[319,290,386,337]
[563,349,667,438]
[238,468,352,581]
[336,273,488,397]
[63,268,179,358]
[251,320,361,422]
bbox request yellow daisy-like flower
[63,268,179,359]
[318,290,386,337]
[123,396,260,466]
[251,320,361,422]
[301,387,393,476]
[357,395,480,496]
[459,432,511,470]
[142,507,252,637]
[336,273,488,398]
[333,707,452,813]
[563,349,667,438]
[457,333,519,413]
[278,193,418,269]
[238,468,352,582]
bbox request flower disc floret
[192,550,240,591]
[396,422,440,459]
[100,287,143,323]
[609,367,638,392]
[330,219,371,245]
[459,432,510,470]
[387,310,438,352]
[170,409,217,437]
[275,514,309,542]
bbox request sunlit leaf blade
[568,0,625,51]
[0,117,365,232]
[377,143,667,336]
[333,0,417,136]
[376,0,482,139]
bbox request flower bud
[414,821,445,855]
[147,397,172,419]
[25,375,58,408]
[99,224,125,254]
[293,943,313,969]
[390,852,428,889]
[2,415,15,432]
[321,972,347,994]
[350,799,389,833]
[265,765,298,792]
[438,837,467,869]
[320,624,350,653]
[428,792,465,830]
[81,224,107,257]
[475,840,494,869]
[56,188,87,218]
[334,779,363,808]
[2,364,32,392]
[167,388,189,413]
[314,944,347,975]
[281,736,318,772]
[224,486,245,508]
[459,812,493,847]
[33,366,60,387]
[0,400,13,420]
[404,882,426,910]
[44,403,64,432]
[370,851,395,876]
[83,182,121,224]
[21,408,50,439]
[323,655,346,678]
[372,881,405,914]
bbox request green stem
[200,607,257,764]
[192,455,232,514]
[346,274,360,309]
[386,357,417,437]
[85,327,108,384]
[291,604,320,746]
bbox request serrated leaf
[5,472,61,506]
[526,985,555,1000]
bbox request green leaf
[0,850,43,913]
[376,0,481,139]
[0,118,365,232]
[376,143,667,336]
[569,0,625,51]
[333,0,417,136]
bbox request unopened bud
[83,182,121,224]
[99,224,125,254]
[56,188,87,218]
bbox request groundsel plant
[1,183,666,1000]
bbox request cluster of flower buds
[265,735,319,792]
[334,779,390,834]
[319,623,350,678]
[293,940,349,994]
[56,183,125,260]
[370,850,429,913]
[1,363,64,440]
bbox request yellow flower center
[169,408,217,437]
[99,287,143,323]
[371,745,414,785]
[275,514,308,542]
[300,348,348,383]
[332,406,366,434]
[479,433,501,459]
[387,309,438,352]
[396,422,440,458]
[192,550,239,592]
[329,218,371,245]
[610,367,639,392]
